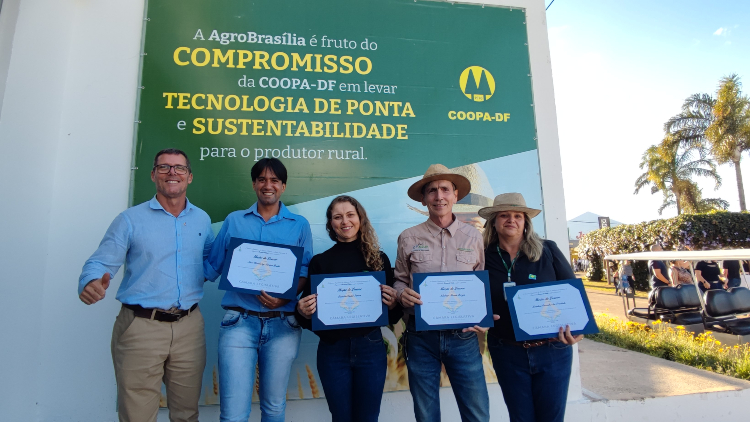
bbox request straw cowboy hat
[478,193,541,219]
[407,163,494,216]
[407,164,471,202]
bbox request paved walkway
[586,290,635,320]
[579,286,750,400]
[578,339,750,400]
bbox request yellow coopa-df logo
[459,66,495,102]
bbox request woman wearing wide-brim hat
[479,193,582,422]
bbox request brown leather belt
[504,338,558,348]
[227,306,283,318]
[123,303,198,322]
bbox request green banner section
[134,0,536,221]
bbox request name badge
[503,282,516,301]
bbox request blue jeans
[405,319,489,422]
[699,281,724,292]
[316,328,387,422]
[218,310,302,422]
[728,278,741,288]
[487,336,573,422]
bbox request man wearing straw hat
[394,163,491,422]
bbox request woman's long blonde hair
[325,196,384,271]
[482,212,544,262]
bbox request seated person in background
[648,244,671,289]
[695,260,724,291]
[669,259,694,286]
[722,259,742,289]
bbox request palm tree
[634,139,723,215]
[665,75,750,211]
[705,74,750,211]
[664,93,715,151]
[674,179,729,213]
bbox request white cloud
[713,27,729,36]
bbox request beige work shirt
[394,216,485,315]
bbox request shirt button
[443,246,446,249]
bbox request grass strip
[589,313,750,381]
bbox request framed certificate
[413,271,494,331]
[505,278,599,341]
[218,237,303,299]
[311,272,388,331]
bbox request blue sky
[546,0,750,224]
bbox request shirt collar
[424,214,458,237]
[149,195,194,216]
[245,202,297,222]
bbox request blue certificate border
[505,278,599,341]
[218,237,303,300]
[413,271,493,331]
[311,271,388,331]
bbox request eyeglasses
[153,164,190,175]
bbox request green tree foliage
[665,75,750,211]
[665,93,715,150]
[586,252,604,281]
[705,74,750,211]
[634,139,724,215]
[577,211,750,261]
[677,180,729,213]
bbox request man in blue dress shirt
[205,158,313,422]
[78,148,215,422]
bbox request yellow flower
[653,320,663,325]
[676,326,685,330]
[715,340,721,346]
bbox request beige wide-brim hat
[407,164,471,202]
[478,193,541,219]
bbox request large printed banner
[135,0,544,406]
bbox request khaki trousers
[111,305,206,422]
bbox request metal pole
[740,260,749,288]
[605,262,611,286]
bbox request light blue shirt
[79,197,215,310]
[206,202,313,312]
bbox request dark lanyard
[497,245,520,282]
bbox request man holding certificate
[205,158,313,422]
[394,164,491,422]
